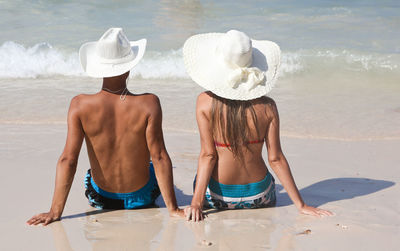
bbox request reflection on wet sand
[50,207,293,250]
[50,222,73,251]
[83,209,163,250]
[183,208,284,250]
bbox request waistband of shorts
[208,171,274,198]
[90,162,156,200]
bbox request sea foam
[0,41,398,79]
[0,41,82,78]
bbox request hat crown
[217,30,253,68]
[95,28,133,61]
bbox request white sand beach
[0,79,399,250]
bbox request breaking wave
[0,41,399,79]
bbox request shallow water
[0,0,399,140]
[1,77,398,140]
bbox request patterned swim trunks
[195,172,276,209]
[84,163,161,209]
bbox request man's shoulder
[135,93,160,102]
[132,93,161,110]
[69,93,92,106]
[69,93,99,113]
[71,93,96,101]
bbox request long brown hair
[210,94,260,162]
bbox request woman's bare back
[199,92,276,185]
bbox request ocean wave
[0,41,82,78]
[280,49,400,74]
[0,41,399,79]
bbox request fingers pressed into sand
[185,208,191,221]
[27,214,40,225]
[31,218,44,225]
[43,218,52,226]
[321,209,334,216]
[26,218,35,225]
[190,208,195,222]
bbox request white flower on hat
[183,30,281,100]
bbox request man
[27,28,183,226]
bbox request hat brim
[183,33,281,100]
[79,39,147,78]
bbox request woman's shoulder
[252,96,279,121]
[197,91,214,101]
[253,96,277,110]
[196,91,213,108]
[257,96,276,105]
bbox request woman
[182,30,333,221]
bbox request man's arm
[27,96,84,225]
[145,95,183,217]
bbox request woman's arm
[265,100,332,217]
[27,96,85,226]
[185,93,217,222]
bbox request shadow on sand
[275,177,395,207]
[61,177,394,219]
[174,186,193,207]
[61,185,192,220]
[61,209,111,220]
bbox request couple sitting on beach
[27,28,332,226]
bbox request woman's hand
[27,211,60,226]
[184,205,204,222]
[298,204,333,217]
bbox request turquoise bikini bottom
[203,172,276,209]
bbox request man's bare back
[76,91,160,193]
[27,72,183,226]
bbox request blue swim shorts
[84,163,161,209]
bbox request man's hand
[27,211,60,226]
[169,208,185,218]
[184,205,204,222]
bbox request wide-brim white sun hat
[79,28,146,78]
[183,30,281,100]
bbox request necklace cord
[102,78,129,101]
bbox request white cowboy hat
[79,28,146,78]
[183,30,281,100]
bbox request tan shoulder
[69,93,94,111]
[133,93,161,116]
[67,94,90,119]
[196,91,213,111]
[254,95,275,109]
[258,96,276,107]
[70,93,97,105]
[69,94,86,110]
[260,96,279,120]
[141,93,160,104]
[139,93,160,107]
